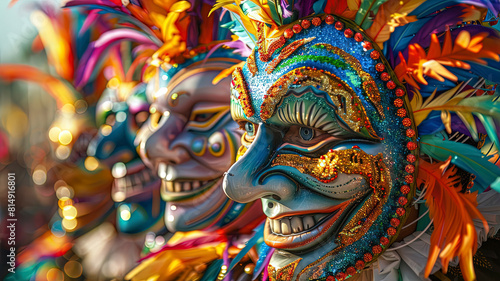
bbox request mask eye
[299,127,314,141]
[194,112,216,123]
[245,122,256,137]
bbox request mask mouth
[161,176,222,201]
[111,160,160,202]
[263,189,371,251]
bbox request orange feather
[418,157,488,281]
[395,29,500,88]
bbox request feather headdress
[64,0,245,87]
[212,0,500,280]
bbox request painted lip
[112,163,160,202]
[161,176,222,201]
[264,191,369,250]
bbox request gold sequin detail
[265,37,315,74]
[271,148,389,189]
[315,44,384,118]
[269,259,301,281]
[260,67,379,139]
[247,48,258,76]
[232,67,254,117]
[257,22,287,62]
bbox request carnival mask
[88,81,164,234]
[224,15,418,280]
[138,56,258,233]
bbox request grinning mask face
[88,81,164,234]
[223,15,418,280]
[138,56,263,233]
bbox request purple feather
[80,10,100,36]
[296,0,315,19]
[64,0,131,14]
[410,6,466,47]
[462,0,500,16]
[75,29,157,88]
[281,0,293,18]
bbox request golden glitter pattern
[232,67,254,117]
[269,259,301,281]
[257,22,287,62]
[248,48,258,76]
[260,67,379,139]
[271,147,389,190]
[315,44,384,118]
[265,37,316,74]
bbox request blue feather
[417,111,445,135]
[420,135,500,193]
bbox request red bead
[312,17,322,26]
[381,72,390,81]
[344,28,353,38]
[400,185,410,194]
[397,108,407,117]
[396,88,405,97]
[380,237,389,245]
[394,98,403,107]
[402,118,412,127]
[346,267,356,276]
[407,154,416,163]
[405,175,414,183]
[335,21,344,30]
[406,128,415,138]
[387,227,397,236]
[355,260,365,270]
[398,196,408,206]
[326,276,335,281]
[354,33,363,42]
[370,50,380,60]
[336,272,346,280]
[396,207,406,216]
[405,164,415,173]
[387,81,396,89]
[325,15,335,25]
[364,253,373,262]
[372,245,383,254]
[375,63,385,72]
[390,218,401,227]
[301,19,311,29]
[407,141,417,151]
[293,24,302,34]
[284,29,294,39]
[363,41,372,50]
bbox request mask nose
[141,113,190,172]
[223,124,297,203]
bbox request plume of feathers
[417,157,488,280]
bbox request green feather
[355,0,389,29]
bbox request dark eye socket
[134,111,149,128]
[194,112,217,123]
[105,113,116,126]
[299,127,314,141]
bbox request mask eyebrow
[261,67,380,139]
[231,66,255,117]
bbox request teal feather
[355,0,389,29]
[200,259,224,281]
[455,94,500,149]
[420,135,500,193]
[267,0,283,25]
[221,13,256,49]
[227,223,264,272]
